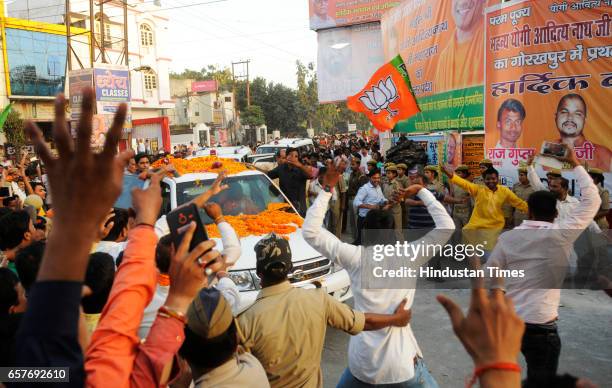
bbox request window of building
[140,24,154,47]
[5,28,67,97]
[195,111,200,116]
[144,71,157,90]
[95,13,113,49]
[225,96,232,102]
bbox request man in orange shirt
[434,0,485,92]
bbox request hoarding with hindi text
[484,0,612,192]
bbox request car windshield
[176,174,293,224]
[256,146,281,154]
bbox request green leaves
[0,103,13,131]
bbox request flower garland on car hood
[206,203,303,238]
[152,155,250,175]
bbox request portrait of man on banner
[551,93,612,172]
[495,98,526,149]
[309,0,336,30]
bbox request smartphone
[540,142,569,159]
[0,187,9,197]
[167,203,209,253]
[167,203,218,283]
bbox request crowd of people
[0,89,610,388]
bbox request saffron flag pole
[347,55,420,132]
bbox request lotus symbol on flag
[359,76,399,120]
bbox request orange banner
[485,0,612,183]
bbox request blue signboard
[94,68,130,102]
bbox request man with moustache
[553,93,612,171]
[496,99,526,149]
[434,0,485,91]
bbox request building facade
[168,78,236,147]
[1,0,174,153]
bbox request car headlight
[228,270,260,292]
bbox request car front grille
[288,257,332,284]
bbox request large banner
[68,65,131,148]
[68,69,94,123]
[484,0,612,191]
[381,0,495,132]
[309,0,400,30]
[317,22,385,102]
[94,65,132,147]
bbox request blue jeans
[336,358,439,388]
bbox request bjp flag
[347,55,420,132]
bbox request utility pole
[100,0,107,63]
[66,0,73,71]
[231,60,251,145]
[123,0,128,66]
[89,0,95,66]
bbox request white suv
[248,138,315,164]
[154,169,351,313]
[192,146,253,162]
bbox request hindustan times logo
[372,241,487,262]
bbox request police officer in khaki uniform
[395,163,410,189]
[473,159,493,186]
[382,165,403,238]
[589,167,609,229]
[424,165,445,195]
[511,165,535,227]
[450,165,472,229]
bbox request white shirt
[486,166,601,324]
[308,179,337,202]
[137,143,146,153]
[303,190,455,384]
[359,153,372,173]
[527,165,601,233]
[154,220,242,265]
[94,241,127,262]
[353,182,385,218]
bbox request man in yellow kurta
[434,0,485,91]
[441,164,528,252]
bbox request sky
[165,0,318,89]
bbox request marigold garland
[206,203,303,238]
[152,155,250,175]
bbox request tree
[3,110,26,160]
[241,105,265,127]
[296,61,318,131]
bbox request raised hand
[25,88,133,281]
[437,288,524,369]
[322,160,342,189]
[26,88,132,240]
[203,202,224,223]
[192,171,229,208]
[131,171,163,227]
[164,222,226,314]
